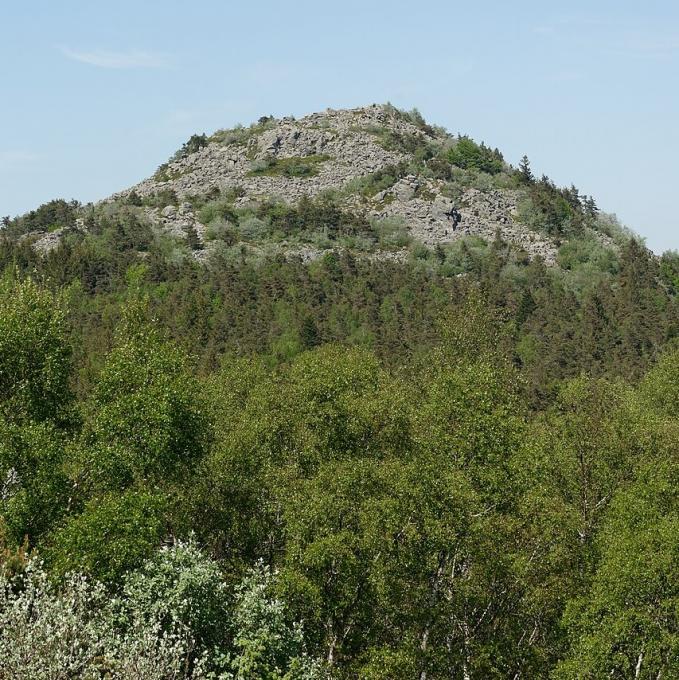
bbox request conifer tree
[518,155,534,184]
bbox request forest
[0,161,678,678]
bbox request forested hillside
[0,106,678,678]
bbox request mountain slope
[5,104,632,272]
[95,103,623,266]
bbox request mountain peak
[13,105,625,266]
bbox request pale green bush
[370,216,412,249]
[237,216,269,241]
[0,542,326,679]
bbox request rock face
[27,219,88,255]
[119,105,416,204]
[148,202,207,242]
[102,104,582,263]
[367,180,557,262]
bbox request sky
[1,0,677,252]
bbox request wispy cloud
[621,34,679,58]
[531,16,679,59]
[59,46,168,69]
[0,151,40,171]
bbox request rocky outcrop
[27,218,88,255]
[103,104,606,265]
[364,179,558,263]
[145,202,207,243]
[118,105,423,205]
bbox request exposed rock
[145,204,207,250]
[29,220,88,255]
[99,104,613,265]
[112,105,425,207]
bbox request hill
[0,104,678,679]
[1,105,678,399]
[6,104,628,266]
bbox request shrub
[4,199,81,238]
[230,561,324,679]
[557,235,618,275]
[142,189,178,209]
[171,134,208,161]
[205,218,237,244]
[448,136,504,175]
[0,560,108,677]
[198,198,238,227]
[595,211,635,245]
[371,216,411,249]
[0,546,326,679]
[210,117,277,148]
[238,216,269,241]
[254,196,373,242]
[344,163,407,198]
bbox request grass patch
[343,163,408,198]
[247,155,330,178]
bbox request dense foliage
[0,111,677,677]
[0,231,676,677]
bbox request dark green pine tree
[186,224,203,250]
[612,239,666,378]
[515,288,537,328]
[579,286,616,375]
[583,195,599,220]
[518,154,534,184]
[299,314,321,350]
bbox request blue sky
[1,0,677,252]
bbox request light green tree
[0,275,72,423]
[77,297,208,493]
[555,461,679,678]
[46,489,166,583]
[0,419,69,545]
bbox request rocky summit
[107,104,617,264]
[16,104,623,266]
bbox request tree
[612,239,667,379]
[0,276,72,423]
[448,137,504,174]
[639,346,679,418]
[556,461,679,679]
[78,298,208,492]
[171,133,208,161]
[186,224,203,251]
[518,155,534,184]
[46,489,166,583]
[0,420,69,546]
[231,561,325,679]
[659,250,679,293]
[583,195,599,220]
[191,345,411,565]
